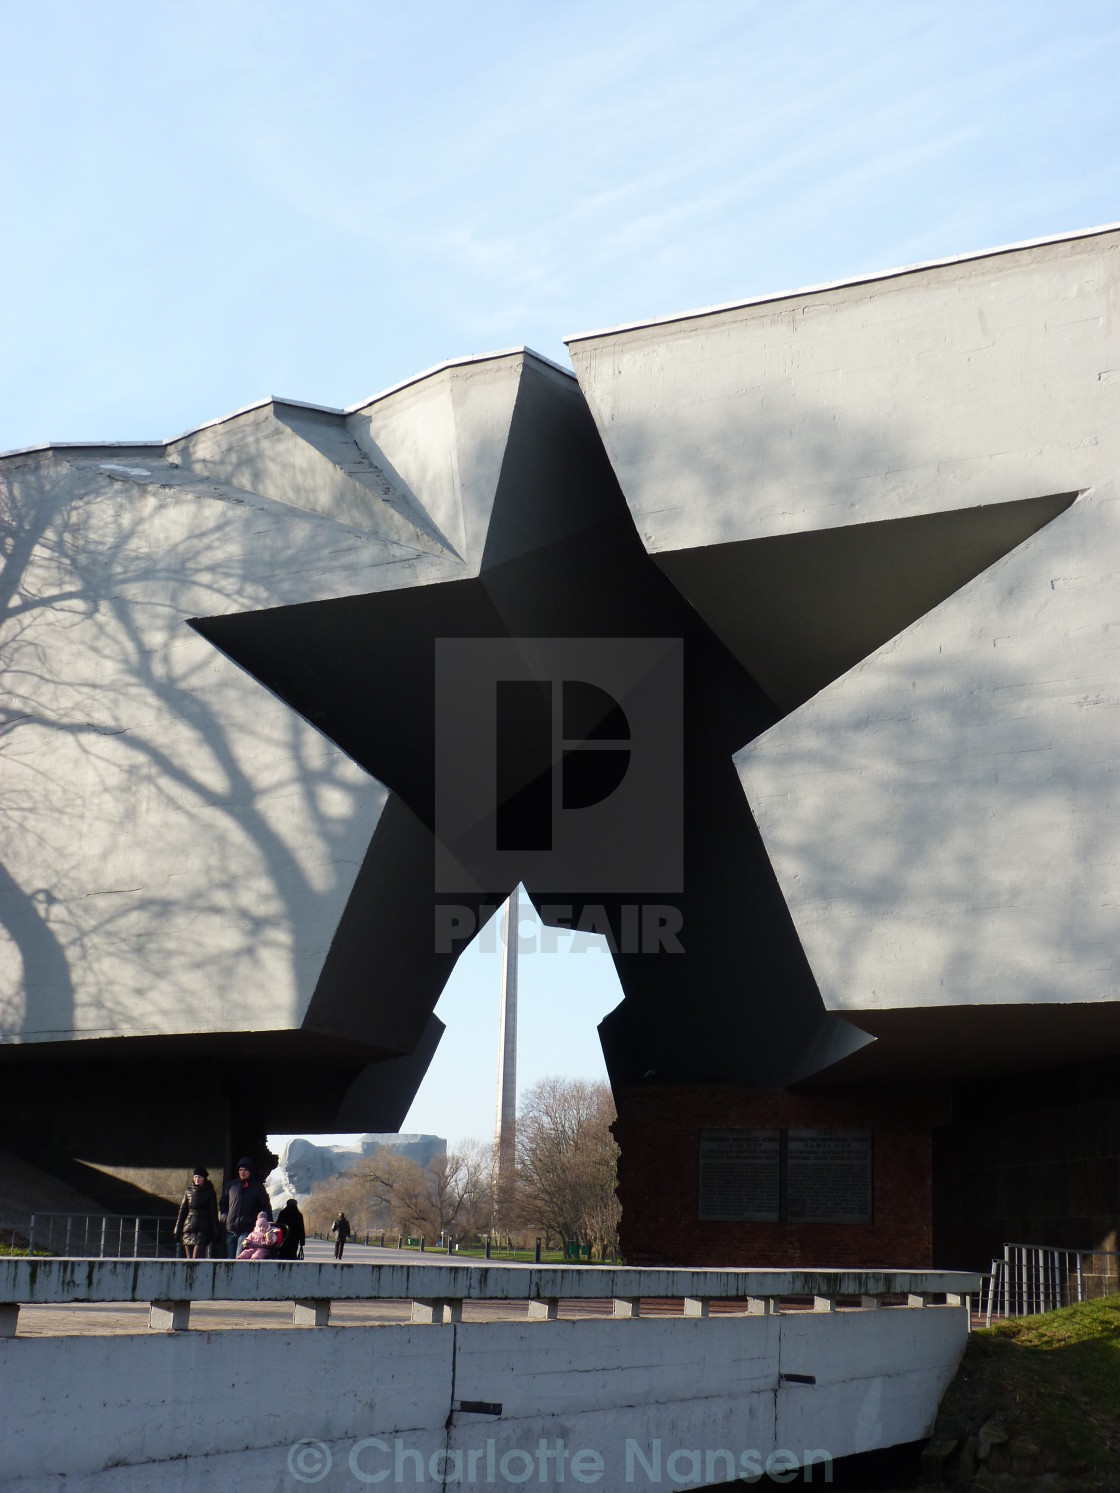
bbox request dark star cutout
[190,375,1073,1095]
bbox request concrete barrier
[0,1261,979,1491]
[0,1256,977,1315]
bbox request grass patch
[411,1245,570,1264]
[925,1295,1120,1489]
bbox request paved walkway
[13,1297,631,1335]
[304,1239,541,1266]
[303,1238,485,1264]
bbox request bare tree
[515,1077,620,1259]
[312,1141,493,1243]
[303,1172,374,1238]
[352,1151,435,1237]
[451,1138,494,1239]
[302,1153,426,1239]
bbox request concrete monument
[266,1133,445,1205]
[2,226,1118,1266]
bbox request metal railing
[982,1242,1120,1323]
[27,1213,178,1259]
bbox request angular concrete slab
[567,228,1118,554]
[736,483,1120,1022]
[0,352,586,1140]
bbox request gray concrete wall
[0,353,552,1047]
[7,232,1119,1066]
[736,485,1120,1013]
[0,448,389,1043]
[568,230,1120,1018]
[567,230,1118,552]
[1,1310,968,1490]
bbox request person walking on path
[275,1196,306,1260]
[330,1211,351,1260]
[173,1167,220,1259]
[220,1157,272,1258]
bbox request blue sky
[3,1,1117,1145]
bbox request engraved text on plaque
[785,1128,873,1224]
[698,1129,780,1221]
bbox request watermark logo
[434,901,684,956]
[284,1435,833,1486]
[288,1438,333,1483]
[434,638,683,896]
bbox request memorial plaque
[784,1128,873,1224]
[698,1129,780,1221]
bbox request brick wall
[614,1084,947,1268]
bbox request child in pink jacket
[236,1212,284,1260]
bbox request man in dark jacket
[331,1211,352,1260]
[221,1157,272,1258]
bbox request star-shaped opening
[190,360,1074,1096]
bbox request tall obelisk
[493,885,518,1190]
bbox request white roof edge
[4,440,167,458]
[564,222,1120,346]
[74,441,167,450]
[164,396,277,444]
[522,347,577,380]
[0,348,576,463]
[342,345,574,412]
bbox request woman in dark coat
[275,1196,306,1260]
[174,1167,221,1259]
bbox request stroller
[236,1211,285,1260]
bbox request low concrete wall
[0,1256,978,1308]
[2,1307,968,1491]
